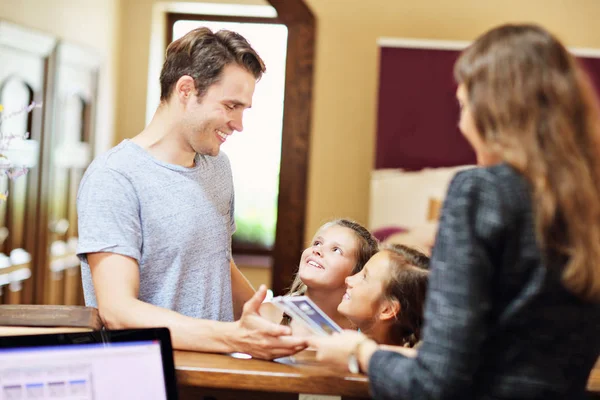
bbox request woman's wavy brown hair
[454,24,600,302]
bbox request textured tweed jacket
[369,163,600,400]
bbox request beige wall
[113,0,600,247]
[302,0,600,243]
[0,0,122,154]
[6,0,598,282]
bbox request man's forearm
[230,260,255,320]
[100,297,237,353]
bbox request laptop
[0,328,178,400]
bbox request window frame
[165,1,315,294]
[166,12,284,258]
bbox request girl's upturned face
[298,224,360,292]
[337,251,390,326]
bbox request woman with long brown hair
[309,23,600,399]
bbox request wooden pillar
[267,0,315,295]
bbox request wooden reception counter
[174,350,371,400]
[0,320,598,399]
[174,350,600,400]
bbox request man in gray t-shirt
[78,141,236,322]
[76,27,305,360]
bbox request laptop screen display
[0,329,176,400]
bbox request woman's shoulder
[441,163,532,236]
[449,163,530,204]
[452,163,524,186]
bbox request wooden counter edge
[174,351,600,396]
[174,351,370,397]
[0,326,93,336]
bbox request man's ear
[174,75,195,103]
[378,298,400,322]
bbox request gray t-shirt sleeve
[76,167,142,263]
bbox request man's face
[183,64,256,157]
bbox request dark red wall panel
[376,45,600,170]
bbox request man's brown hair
[160,27,266,101]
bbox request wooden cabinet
[37,43,99,305]
[0,21,99,306]
[0,21,56,305]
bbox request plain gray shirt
[77,140,235,321]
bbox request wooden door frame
[266,0,315,295]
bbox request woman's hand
[307,330,378,373]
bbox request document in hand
[271,296,343,336]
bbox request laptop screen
[0,328,177,400]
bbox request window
[170,16,288,255]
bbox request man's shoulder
[84,141,149,180]
[90,140,144,172]
[80,141,142,191]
